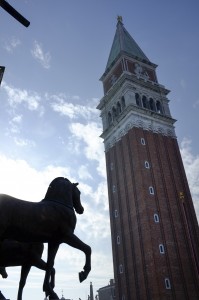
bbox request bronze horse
[0,240,55,300]
[0,177,91,299]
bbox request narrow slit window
[114,210,118,218]
[159,244,165,254]
[165,278,171,289]
[145,161,150,169]
[110,162,114,171]
[108,112,112,125]
[119,264,123,274]
[149,186,154,195]
[112,185,116,193]
[141,138,146,145]
[121,96,126,109]
[117,235,120,244]
[154,214,159,223]
[135,93,141,107]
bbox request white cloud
[69,122,106,178]
[0,154,72,200]
[31,40,51,69]
[2,81,42,112]
[3,37,21,53]
[78,165,93,180]
[50,95,99,120]
[180,138,199,220]
[13,137,36,147]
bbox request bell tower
[97,17,199,300]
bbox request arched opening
[156,100,163,114]
[112,106,117,120]
[117,102,122,114]
[121,96,126,109]
[108,112,112,125]
[149,98,155,111]
[135,93,141,107]
[142,95,148,108]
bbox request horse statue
[0,240,55,300]
[0,177,91,299]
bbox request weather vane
[0,0,30,27]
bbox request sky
[0,0,199,299]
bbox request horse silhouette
[0,177,91,300]
[0,240,55,300]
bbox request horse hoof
[79,271,88,283]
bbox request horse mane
[42,177,73,208]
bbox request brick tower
[97,17,199,300]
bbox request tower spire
[98,19,199,300]
[89,282,94,300]
[117,15,123,24]
[104,18,150,75]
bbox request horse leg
[32,257,56,289]
[0,267,8,278]
[64,233,91,282]
[17,265,31,300]
[43,242,59,299]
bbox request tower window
[117,235,120,244]
[108,112,112,125]
[117,101,122,114]
[145,161,150,169]
[110,162,114,171]
[149,186,154,195]
[112,185,116,193]
[142,95,148,108]
[141,138,146,145]
[135,93,141,107]
[159,244,165,254]
[112,106,117,120]
[165,278,171,289]
[154,214,159,223]
[121,96,126,109]
[114,210,118,218]
[149,98,156,111]
[156,100,163,114]
[119,264,123,274]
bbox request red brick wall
[105,127,199,300]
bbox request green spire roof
[105,17,150,72]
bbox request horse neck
[43,185,74,208]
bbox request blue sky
[0,0,199,299]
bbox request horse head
[72,182,84,215]
[44,177,84,214]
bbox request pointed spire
[105,17,150,72]
[90,282,94,300]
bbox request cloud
[2,81,43,112]
[31,40,51,69]
[69,122,106,178]
[78,165,93,180]
[50,94,99,120]
[13,137,36,147]
[3,37,21,53]
[180,138,199,219]
[0,154,72,200]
